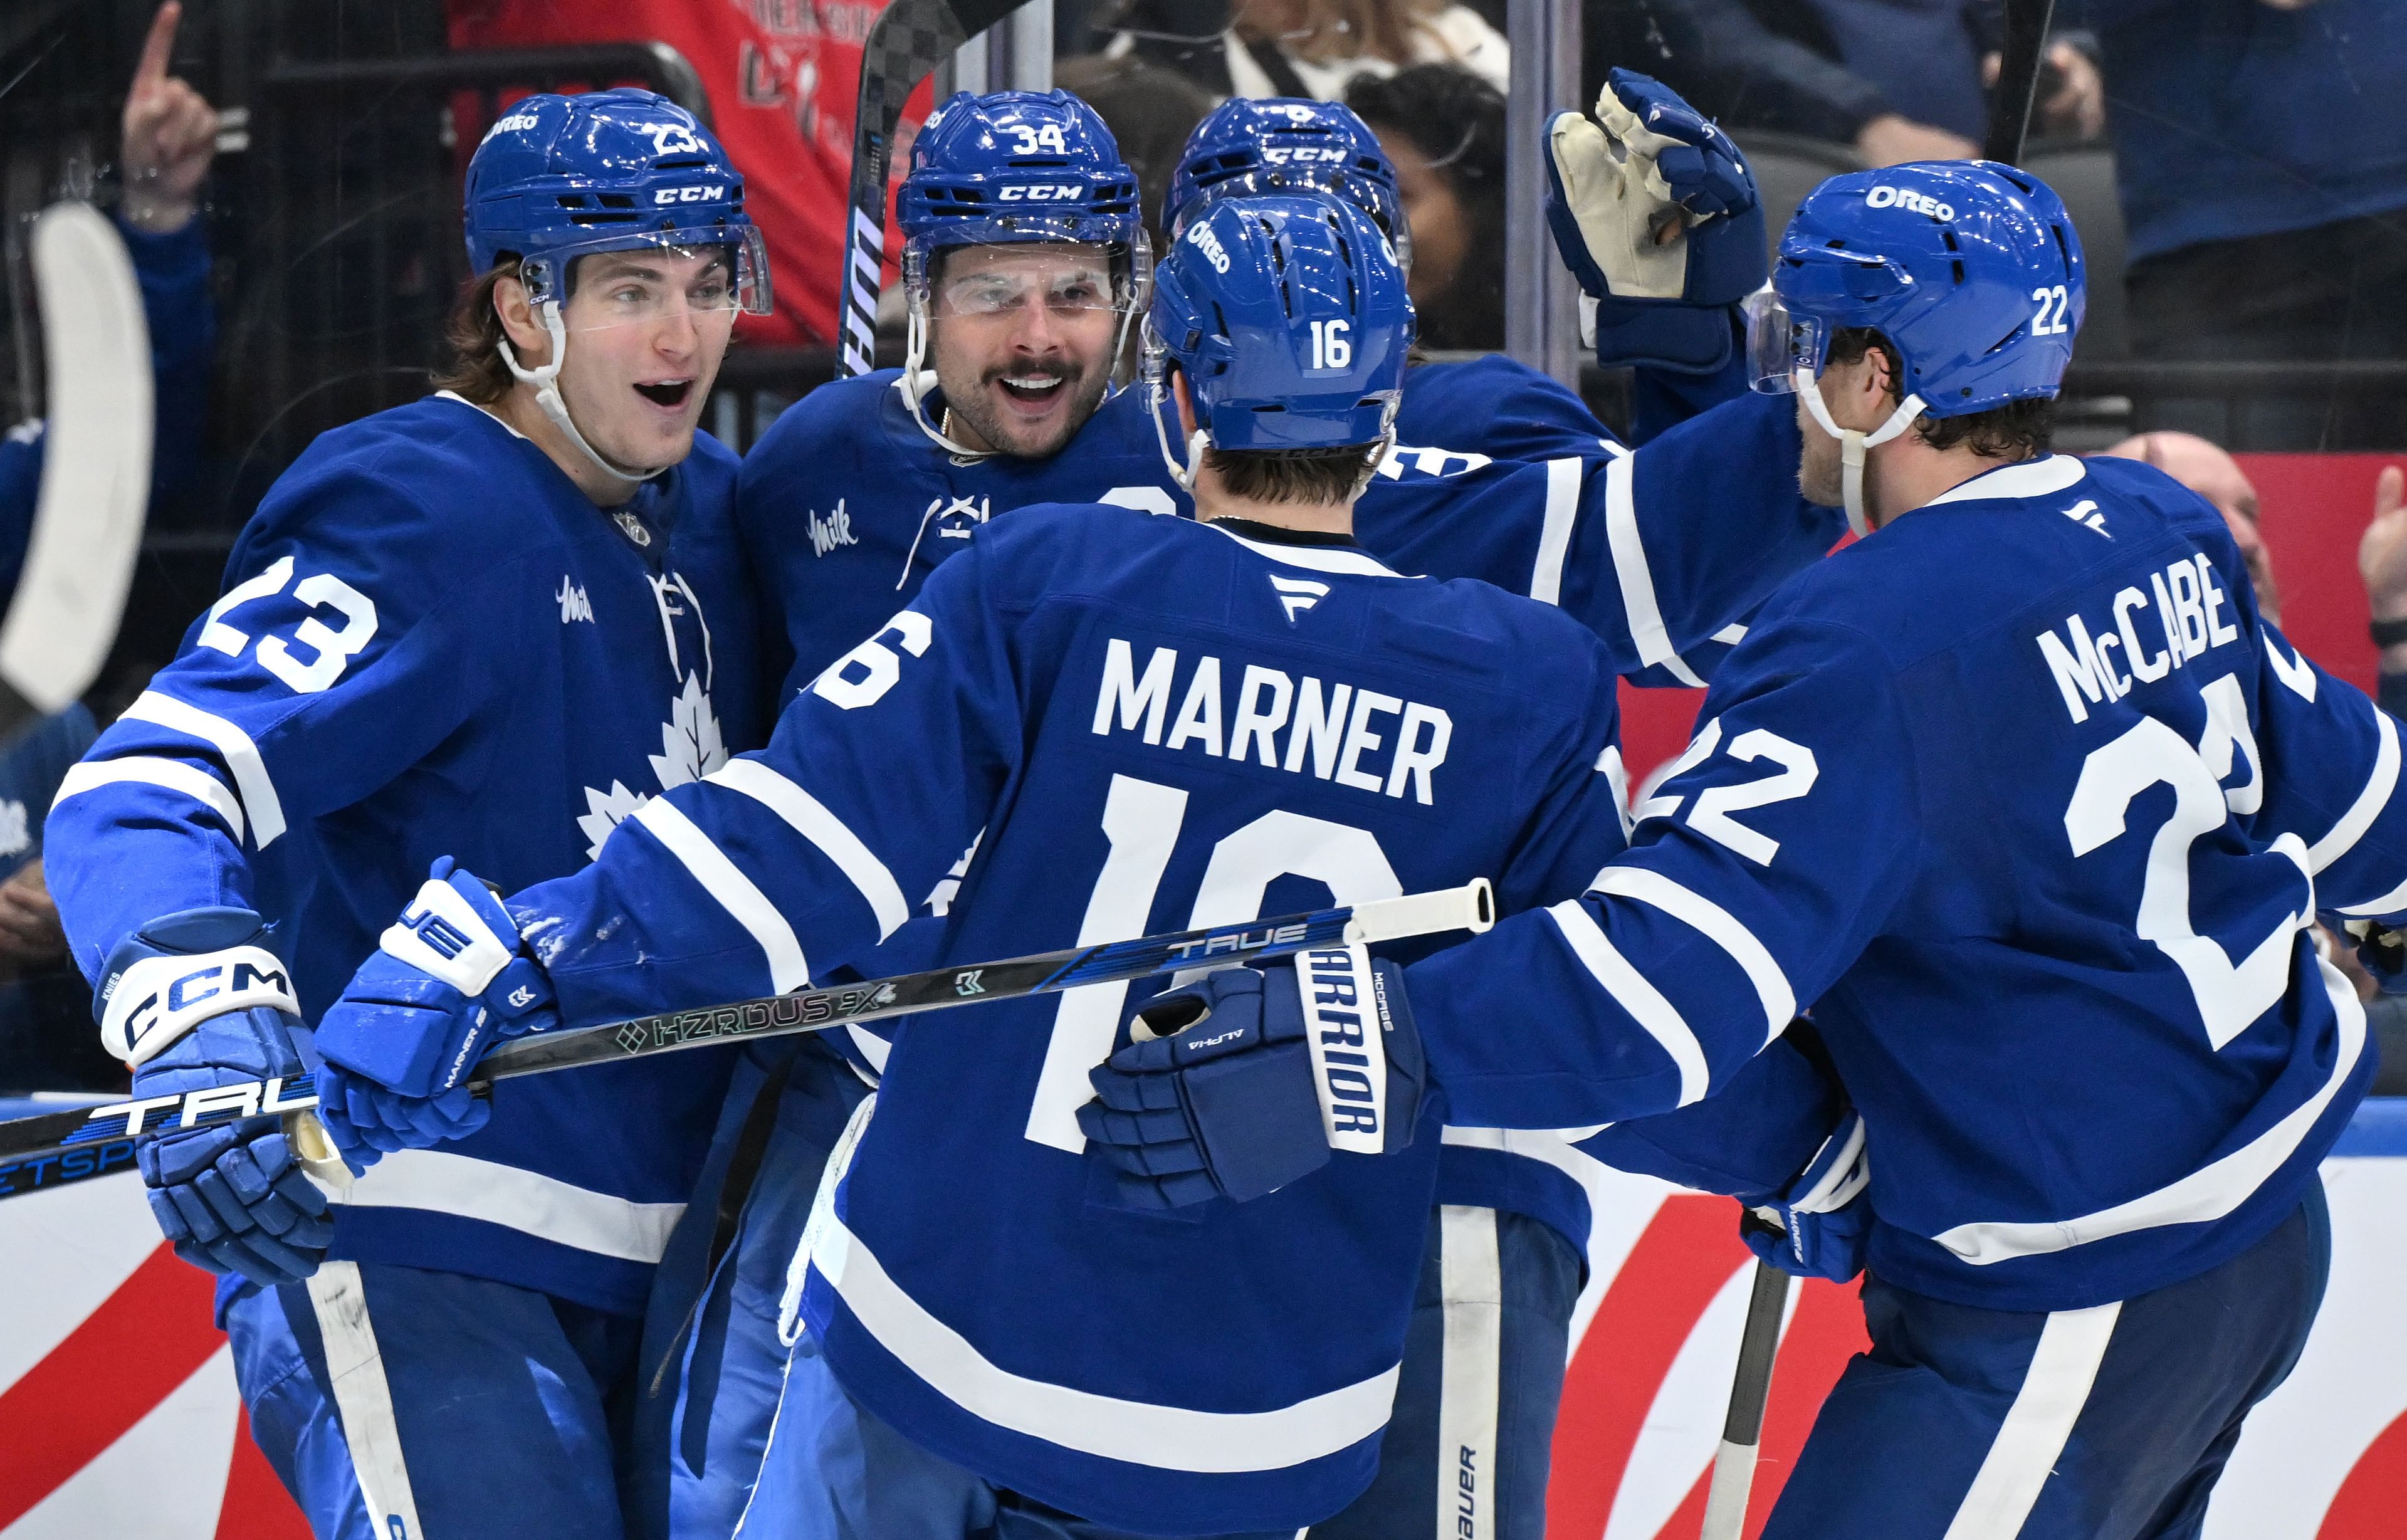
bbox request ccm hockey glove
[1739,1109,1871,1284]
[1079,944,1425,1209]
[98,906,336,1286]
[313,857,558,1155]
[1544,68,1765,372]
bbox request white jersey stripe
[1588,867,1796,1041]
[1545,900,1709,1105]
[1934,958,2364,1265]
[632,797,811,992]
[53,756,244,842]
[323,1148,686,1262]
[1528,456,1581,606]
[2305,701,2399,874]
[1938,1301,2121,1540]
[809,1210,1401,1471]
[1601,448,1707,688]
[121,689,286,848]
[710,758,911,941]
[305,1262,429,1540]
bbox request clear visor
[519,226,773,332]
[915,238,1148,321]
[1742,286,1830,395]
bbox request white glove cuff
[379,875,517,996]
[100,944,300,1066]
[1297,942,1389,1155]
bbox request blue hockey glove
[1079,946,1425,1209]
[1739,1109,1870,1284]
[313,857,559,1155]
[98,906,337,1286]
[1543,69,1765,372]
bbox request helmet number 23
[2030,285,2072,337]
[1009,123,1069,155]
[1309,319,1351,370]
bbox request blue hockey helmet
[896,90,1153,458]
[1144,195,1413,490]
[1163,98,1413,268]
[464,88,770,317]
[1744,160,2084,533]
[462,89,769,486]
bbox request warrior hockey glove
[98,906,337,1286]
[1543,69,1765,372]
[314,857,559,1155]
[1739,1109,1870,1284]
[1079,946,1426,1209]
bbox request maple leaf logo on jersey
[650,671,728,791]
[577,780,648,861]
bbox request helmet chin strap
[498,301,663,487]
[1793,365,1925,538]
[901,301,999,461]
[1147,371,1210,493]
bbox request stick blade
[0,202,152,731]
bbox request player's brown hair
[1204,442,1383,505]
[1827,326,2055,461]
[428,261,522,406]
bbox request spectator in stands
[2077,0,2407,450]
[1107,0,1508,101]
[2101,431,2280,623]
[2356,461,2407,1090]
[0,1,221,1092]
[1347,65,1506,350]
[1585,0,2102,166]
[1056,55,1218,253]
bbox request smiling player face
[553,246,738,474]
[927,243,1121,459]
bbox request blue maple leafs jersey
[1408,453,2401,1312]
[506,508,1632,1528]
[46,394,765,1314]
[738,359,1838,1255]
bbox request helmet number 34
[1309,319,1351,370]
[2030,285,2073,337]
[1009,123,1069,155]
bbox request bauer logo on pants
[1299,943,1385,1153]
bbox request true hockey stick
[0,202,153,748]
[835,0,1032,377]
[1980,0,2060,165]
[0,877,1494,1199]
[1700,1258,1793,1540]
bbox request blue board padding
[2329,1096,2407,1158]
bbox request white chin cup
[900,297,997,461]
[1793,366,1926,538]
[498,301,664,486]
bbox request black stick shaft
[1700,1259,1793,1540]
[1982,0,2060,165]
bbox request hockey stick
[1980,0,2060,165]
[836,0,1033,377]
[1699,1257,1793,1540]
[0,202,153,748]
[0,877,1494,1199]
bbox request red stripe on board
[1645,1276,1870,1540]
[0,1243,223,1529]
[217,1403,312,1539]
[2320,1407,2407,1539]
[1546,1195,1752,1540]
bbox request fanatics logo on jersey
[1268,574,1330,623]
[2062,499,2111,538]
[809,500,859,557]
[557,577,594,624]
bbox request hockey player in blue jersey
[1088,161,2397,1536]
[303,192,1654,1537]
[44,89,773,1540]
